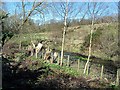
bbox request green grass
[74,55,88,61]
[8,33,49,44]
[44,62,80,77]
[25,57,82,77]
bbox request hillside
[6,22,118,60]
[2,22,120,89]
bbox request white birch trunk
[60,0,68,66]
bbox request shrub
[80,27,103,51]
[21,41,31,47]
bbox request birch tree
[50,2,87,66]
[83,2,109,74]
[60,1,68,66]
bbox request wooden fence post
[19,41,21,50]
[50,59,53,64]
[100,65,104,79]
[57,54,60,65]
[67,55,70,67]
[116,69,119,86]
[35,48,38,58]
[31,49,33,56]
[77,59,80,72]
[41,52,43,59]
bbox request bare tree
[83,2,109,74]
[16,0,47,49]
[60,1,68,66]
[50,2,87,66]
[19,1,45,29]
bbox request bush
[21,41,31,47]
[80,27,103,51]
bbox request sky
[1,1,119,24]
[1,0,120,2]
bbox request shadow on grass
[2,56,53,89]
[2,56,118,89]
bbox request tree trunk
[83,25,93,74]
[60,1,68,66]
[84,9,94,74]
[86,62,90,75]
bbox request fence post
[31,49,33,56]
[100,65,104,79]
[67,55,70,67]
[116,69,119,86]
[19,41,21,50]
[57,54,60,65]
[50,59,53,64]
[35,49,38,58]
[77,59,80,72]
[41,52,44,59]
